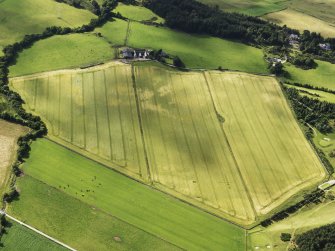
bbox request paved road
[0,210,76,251]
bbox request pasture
[10,62,146,180]
[197,0,288,16]
[0,0,94,49]
[95,19,129,46]
[285,61,335,90]
[8,175,178,251]
[10,62,327,227]
[99,20,268,73]
[0,219,66,251]
[0,120,28,196]
[9,34,114,77]
[263,8,335,38]
[17,139,246,251]
[114,3,164,23]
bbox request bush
[173,56,185,68]
[281,233,292,242]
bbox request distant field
[197,0,288,16]
[15,139,245,251]
[263,8,335,38]
[10,62,326,226]
[0,0,94,49]
[8,175,178,251]
[288,0,335,25]
[0,219,66,251]
[0,120,28,196]
[9,34,115,77]
[284,84,335,103]
[114,3,164,23]
[285,61,335,90]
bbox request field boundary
[131,65,152,182]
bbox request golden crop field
[10,62,147,181]
[205,71,326,215]
[0,120,28,191]
[10,62,327,226]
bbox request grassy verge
[0,219,66,251]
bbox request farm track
[9,62,327,227]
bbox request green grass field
[0,219,66,251]
[114,3,164,23]
[197,0,288,16]
[96,19,129,46]
[8,19,268,75]
[10,62,326,227]
[15,138,246,251]
[285,61,335,90]
[98,19,268,73]
[9,34,115,77]
[8,175,179,251]
[0,0,94,50]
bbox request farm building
[289,34,300,48]
[121,48,150,59]
[318,180,335,190]
[319,43,331,51]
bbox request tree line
[284,87,335,135]
[260,189,325,228]
[294,223,335,251]
[55,0,102,15]
[144,0,335,63]
[144,0,298,46]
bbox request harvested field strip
[0,120,28,194]
[10,62,146,180]
[134,65,255,224]
[205,71,326,215]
